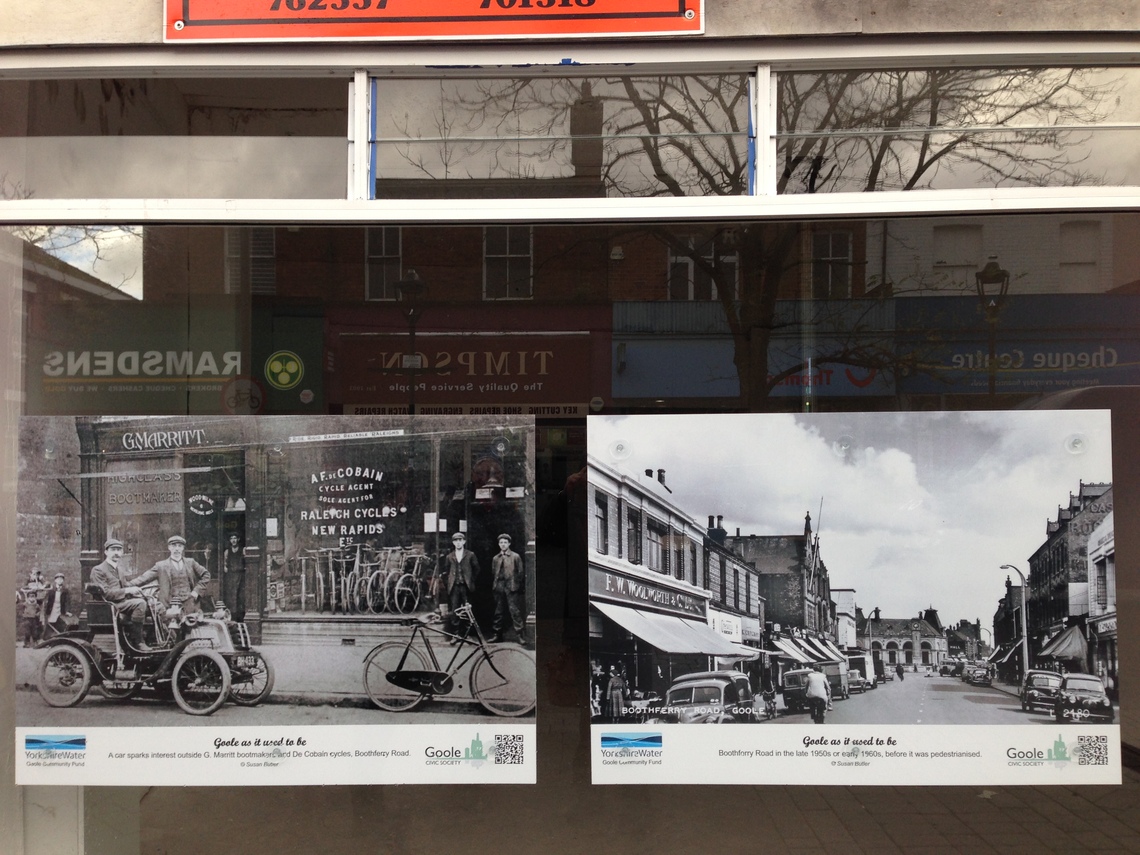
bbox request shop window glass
[811,229,853,299]
[225,227,277,296]
[371,75,751,199]
[932,224,984,290]
[484,225,533,299]
[0,78,349,199]
[777,67,1140,193]
[667,235,739,300]
[1059,220,1102,293]
[366,227,403,301]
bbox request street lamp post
[1000,564,1030,681]
[975,257,1010,397]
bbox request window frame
[0,49,1138,227]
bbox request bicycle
[362,603,534,717]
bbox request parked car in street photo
[1054,673,1115,723]
[1020,670,1063,712]
[647,670,757,724]
[966,665,993,687]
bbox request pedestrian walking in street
[896,663,905,681]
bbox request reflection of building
[586,456,757,700]
[20,416,534,644]
[1027,482,1112,643]
[1087,512,1118,697]
[857,607,948,668]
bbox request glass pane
[373,75,751,198]
[777,68,1140,193]
[0,78,349,199]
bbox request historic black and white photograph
[16,415,535,785]
[587,410,1117,731]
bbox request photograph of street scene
[587,410,1117,729]
[16,415,536,732]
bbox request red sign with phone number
[164,0,703,41]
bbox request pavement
[15,634,522,709]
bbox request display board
[587,410,1121,785]
[15,415,536,785]
[164,0,703,42]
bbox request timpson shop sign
[337,332,593,416]
[164,0,702,41]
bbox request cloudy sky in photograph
[588,410,1113,628]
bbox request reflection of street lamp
[975,256,1010,397]
[396,269,427,415]
[1000,564,1030,681]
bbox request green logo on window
[264,351,304,390]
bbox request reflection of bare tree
[388,68,1124,408]
[385,76,750,196]
[2,175,142,294]
[779,68,1121,192]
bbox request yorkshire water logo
[599,732,664,767]
[26,735,86,752]
[601,733,663,750]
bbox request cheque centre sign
[165,0,703,41]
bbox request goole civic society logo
[264,350,304,390]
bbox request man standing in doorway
[133,535,211,613]
[491,533,526,645]
[221,532,246,621]
[442,531,479,642]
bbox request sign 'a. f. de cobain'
[165,0,703,41]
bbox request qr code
[494,735,525,765]
[1078,735,1109,766]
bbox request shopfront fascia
[72,415,534,642]
[588,552,742,694]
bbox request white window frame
[483,225,533,301]
[0,42,1138,226]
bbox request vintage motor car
[36,584,274,715]
[847,670,868,693]
[646,670,757,723]
[1020,670,1063,712]
[1054,673,1114,723]
[782,668,837,712]
[966,666,993,687]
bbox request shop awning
[592,601,742,657]
[990,642,1021,664]
[805,637,846,662]
[1039,625,1088,660]
[768,636,815,664]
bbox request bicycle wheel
[391,573,421,614]
[171,648,231,715]
[366,570,387,613]
[343,570,359,613]
[363,642,428,712]
[471,645,535,717]
[38,646,93,707]
[315,565,327,612]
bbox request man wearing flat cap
[442,531,479,640]
[90,538,154,650]
[40,572,74,638]
[491,533,526,645]
[132,534,211,613]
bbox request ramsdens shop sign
[164,0,703,41]
[43,350,242,378]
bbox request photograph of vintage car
[643,671,758,724]
[1020,670,1064,712]
[1054,673,1115,723]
